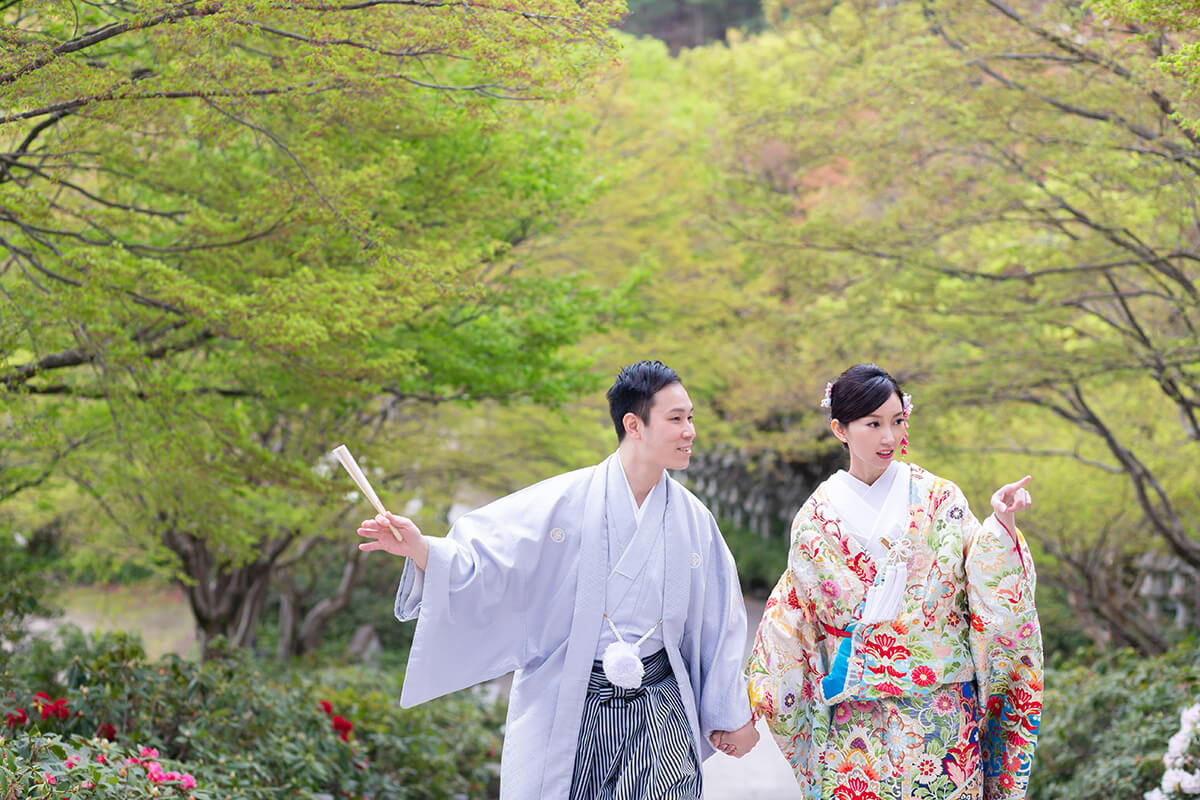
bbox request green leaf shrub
[2,629,502,799]
[719,520,789,595]
[1030,642,1200,800]
[0,734,207,800]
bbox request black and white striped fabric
[569,648,702,800]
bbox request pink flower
[180,773,197,789]
[820,580,841,599]
[140,747,159,759]
[95,754,107,764]
[65,756,80,769]
[44,773,56,784]
[145,761,165,782]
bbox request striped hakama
[569,648,701,800]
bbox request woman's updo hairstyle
[827,363,904,425]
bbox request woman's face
[832,391,907,484]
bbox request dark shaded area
[620,0,764,51]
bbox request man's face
[632,382,696,471]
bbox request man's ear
[622,412,643,440]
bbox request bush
[719,520,788,595]
[1030,641,1200,800]
[0,735,206,800]
[2,629,502,799]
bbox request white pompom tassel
[602,639,645,690]
[601,615,661,691]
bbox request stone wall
[683,445,844,540]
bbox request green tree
[0,0,626,656]
[680,0,1200,651]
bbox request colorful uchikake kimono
[395,453,752,800]
[747,462,1043,800]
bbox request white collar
[616,453,664,527]
[824,461,911,560]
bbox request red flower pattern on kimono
[911,665,936,687]
[834,777,881,800]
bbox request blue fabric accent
[820,623,857,699]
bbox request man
[357,360,758,800]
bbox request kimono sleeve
[745,543,831,791]
[694,517,753,740]
[396,505,555,708]
[963,504,1044,800]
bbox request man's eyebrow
[665,406,694,414]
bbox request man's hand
[708,719,759,758]
[357,512,430,570]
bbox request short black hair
[606,360,682,441]
[829,363,904,425]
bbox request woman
[746,364,1042,800]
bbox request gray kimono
[395,453,751,799]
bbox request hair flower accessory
[819,382,833,409]
[900,392,913,456]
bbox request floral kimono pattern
[746,464,1042,800]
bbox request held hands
[708,719,759,758]
[357,511,430,571]
[990,474,1033,532]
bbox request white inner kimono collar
[824,461,910,564]
[605,454,667,597]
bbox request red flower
[911,665,936,687]
[4,708,26,727]
[51,699,70,720]
[331,714,353,741]
[32,693,69,721]
[96,723,117,741]
[786,587,802,609]
[319,700,333,716]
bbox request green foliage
[572,0,1200,653]
[0,734,209,800]
[1030,643,1200,799]
[2,629,503,799]
[0,531,58,678]
[719,520,789,595]
[1,0,633,651]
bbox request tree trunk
[162,525,295,660]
